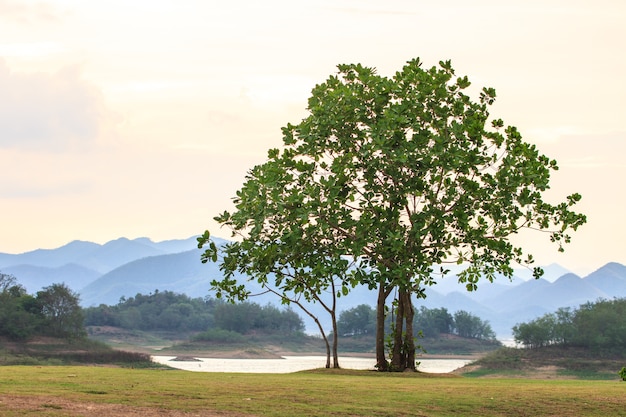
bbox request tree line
[3,268,496,346]
[512,298,626,350]
[0,272,84,340]
[84,290,305,335]
[337,304,496,340]
[0,272,305,342]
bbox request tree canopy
[84,290,304,335]
[200,58,585,371]
[338,304,495,341]
[0,273,85,340]
[513,299,626,351]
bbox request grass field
[0,366,624,416]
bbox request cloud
[0,41,65,58]
[0,61,113,151]
[0,0,62,25]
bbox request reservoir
[151,355,472,373]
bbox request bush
[619,367,626,381]
[473,347,525,370]
[191,328,246,343]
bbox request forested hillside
[512,298,626,351]
[84,290,304,335]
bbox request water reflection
[151,355,472,374]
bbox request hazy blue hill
[0,236,203,277]
[420,287,448,307]
[75,237,171,273]
[333,284,377,311]
[135,236,201,254]
[78,248,225,306]
[484,278,552,312]
[512,263,572,282]
[548,273,608,307]
[485,275,607,315]
[0,238,162,274]
[583,262,626,297]
[0,240,100,269]
[465,280,525,303]
[3,263,101,294]
[439,291,495,318]
[429,274,525,303]
[497,304,552,329]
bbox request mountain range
[1,236,625,338]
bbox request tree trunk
[391,290,405,370]
[389,290,417,372]
[331,309,340,368]
[270,290,331,369]
[320,328,331,368]
[404,291,416,371]
[375,284,389,371]
[309,313,331,368]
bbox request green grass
[0,366,624,416]
[461,368,523,378]
[556,369,619,380]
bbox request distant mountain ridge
[1,236,625,337]
[1,263,101,294]
[78,248,219,306]
[0,236,204,294]
[0,236,201,273]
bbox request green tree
[553,307,575,345]
[453,310,496,340]
[513,313,558,348]
[513,299,626,350]
[0,271,18,292]
[118,306,141,329]
[83,304,121,327]
[0,274,41,340]
[214,302,256,333]
[414,307,454,338]
[572,299,626,349]
[213,301,304,334]
[36,283,85,338]
[338,304,376,336]
[201,58,585,371]
[84,292,221,332]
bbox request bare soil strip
[0,395,251,417]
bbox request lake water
[151,355,472,374]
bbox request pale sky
[0,0,624,276]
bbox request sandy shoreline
[160,349,484,361]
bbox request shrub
[191,328,246,343]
